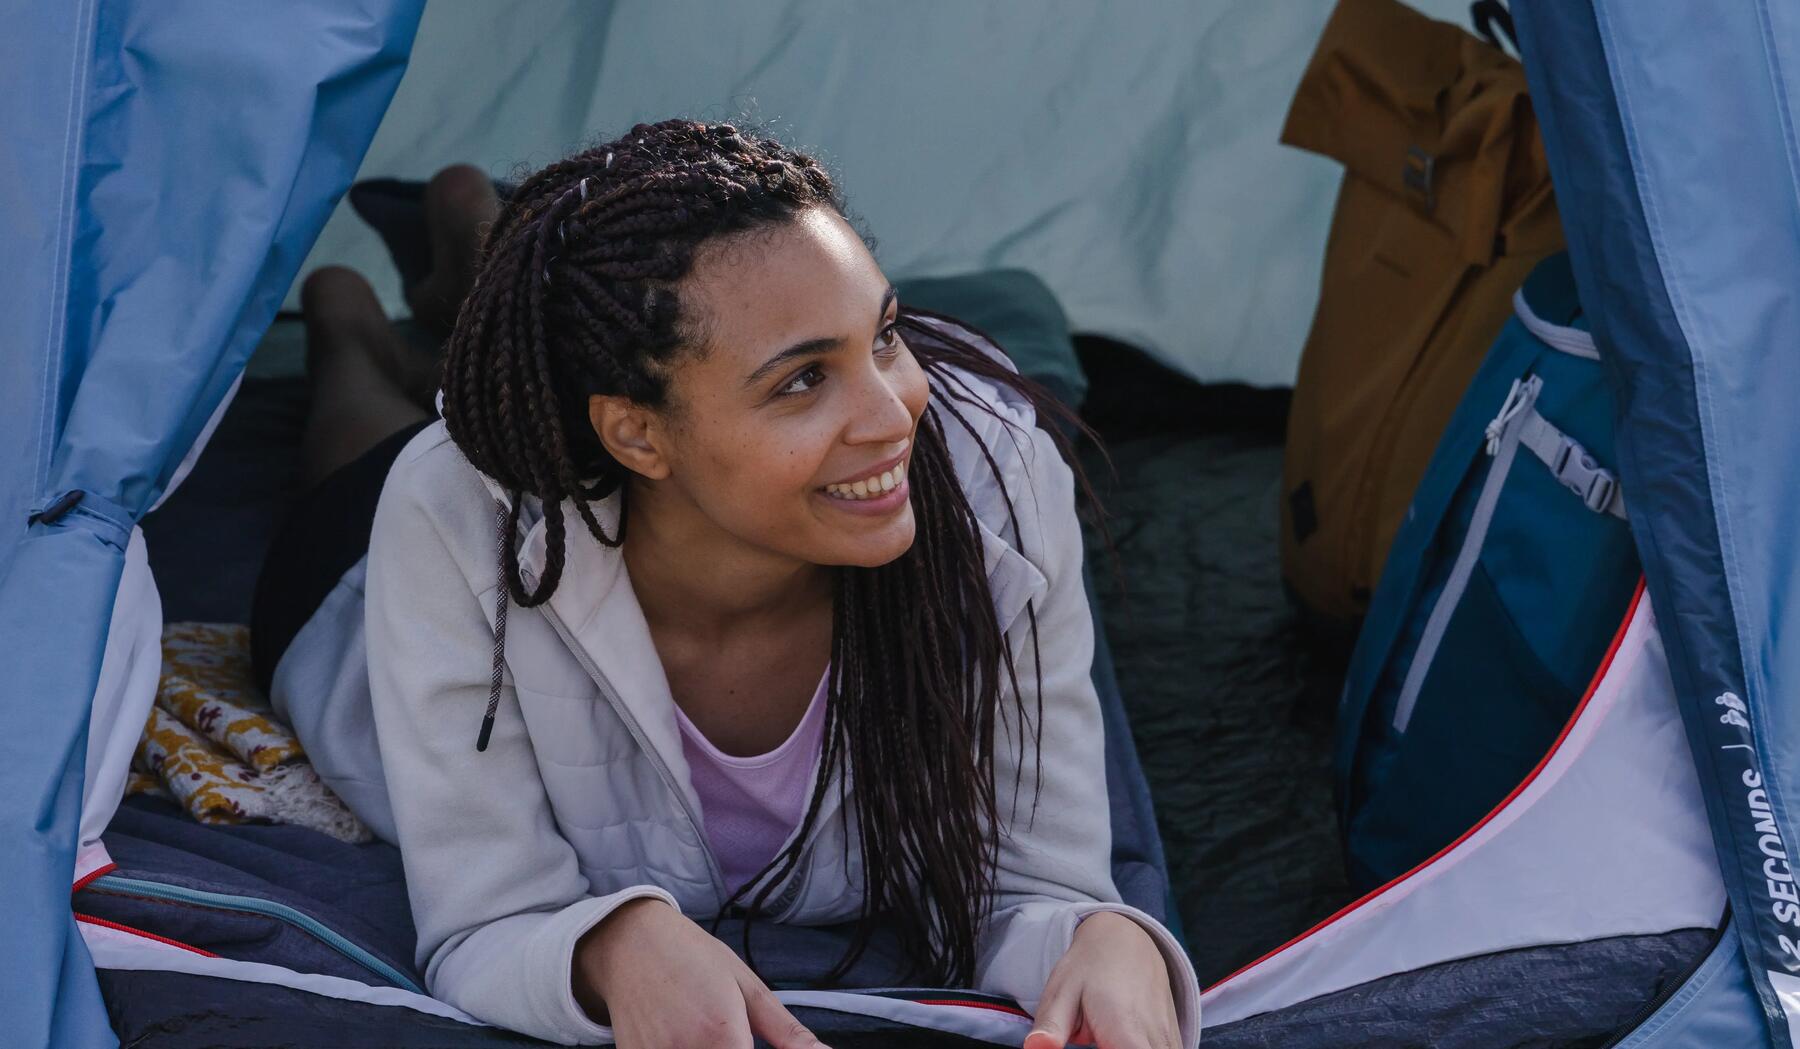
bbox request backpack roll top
[1278,0,1566,628]
[1335,253,1643,891]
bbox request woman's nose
[844,362,917,446]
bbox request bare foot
[406,163,501,336]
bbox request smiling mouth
[823,460,908,501]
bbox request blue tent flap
[0,2,422,1044]
[1516,0,1800,1043]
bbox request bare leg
[406,163,502,337]
[297,265,430,491]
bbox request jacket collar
[476,478,691,775]
[435,377,1053,696]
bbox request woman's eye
[773,324,900,399]
[777,363,826,397]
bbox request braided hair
[440,119,1095,987]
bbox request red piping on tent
[914,999,1031,1017]
[1206,578,1648,991]
[73,913,219,958]
[70,861,118,895]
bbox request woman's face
[619,207,929,569]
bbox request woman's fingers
[739,975,830,1049]
[1023,979,1080,1049]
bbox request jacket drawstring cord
[478,496,511,751]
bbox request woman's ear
[588,393,672,480]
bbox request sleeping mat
[120,274,1174,1044]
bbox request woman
[258,120,1199,1048]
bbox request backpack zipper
[82,873,424,993]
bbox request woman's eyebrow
[742,285,898,389]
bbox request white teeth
[825,460,908,500]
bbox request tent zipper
[1597,912,1730,1048]
[83,873,424,993]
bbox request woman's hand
[1023,911,1182,1049]
[574,897,831,1049]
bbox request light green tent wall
[290,0,1469,386]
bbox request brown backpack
[1279,0,1563,627]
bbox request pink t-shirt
[673,667,829,895]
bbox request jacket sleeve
[971,422,1203,1048]
[365,449,671,1046]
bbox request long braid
[440,119,1100,987]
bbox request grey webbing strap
[1512,288,1601,361]
[1393,377,1542,732]
[1516,411,1628,520]
[1392,379,1626,735]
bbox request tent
[286,0,1477,389]
[6,0,1800,1046]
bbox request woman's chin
[807,497,917,568]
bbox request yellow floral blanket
[130,622,371,844]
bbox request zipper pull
[1485,378,1534,456]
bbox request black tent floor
[1075,340,1351,984]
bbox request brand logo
[1718,690,1751,729]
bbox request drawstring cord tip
[480,495,513,753]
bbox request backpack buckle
[1403,147,1436,213]
[1549,435,1618,514]
[1582,472,1618,515]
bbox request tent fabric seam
[75,913,216,958]
[1751,0,1800,227]
[1590,0,1755,750]
[35,0,95,499]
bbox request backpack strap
[1393,376,1544,732]
[1517,410,1629,520]
[1392,377,1624,734]
[1512,287,1600,360]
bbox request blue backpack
[1335,253,1643,891]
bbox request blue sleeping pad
[105,273,1178,1043]
[86,604,1163,1046]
